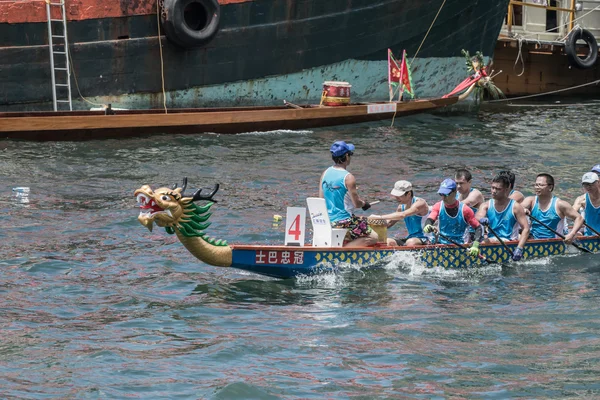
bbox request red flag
[388,49,401,86]
[399,50,414,98]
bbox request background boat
[0,0,509,112]
[493,0,600,97]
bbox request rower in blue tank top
[476,173,531,261]
[423,179,484,258]
[522,173,583,242]
[319,140,378,247]
[499,170,525,203]
[573,172,600,236]
[529,196,563,239]
[368,180,430,246]
[455,169,485,242]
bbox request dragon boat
[135,180,600,279]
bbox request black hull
[0,0,509,110]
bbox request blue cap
[438,178,457,195]
[330,141,355,157]
[591,164,600,174]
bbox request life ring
[161,0,220,48]
[565,28,598,69]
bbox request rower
[319,140,378,247]
[368,180,430,246]
[455,168,484,210]
[423,178,484,257]
[573,172,600,236]
[592,164,600,179]
[499,170,525,203]
[475,173,530,261]
[455,168,484,242]
[521,173,583,243]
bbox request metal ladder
[46,0,72,111]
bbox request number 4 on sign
[285,207,306,246]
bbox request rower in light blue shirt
[521,173,583,241]
[573,172,600,237]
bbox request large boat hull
[230,237,600,279]
[0,0,509,111]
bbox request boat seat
[306,197,347,247]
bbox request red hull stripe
[0,0,252,24]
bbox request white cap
[391,180,412,196]
[582,172,599,184]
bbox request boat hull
[0,97,458,140]
[0,0,510,111]
[229,237,600,279]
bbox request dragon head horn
[172,177,188,194]
[192,183,220,203]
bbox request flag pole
[398,50,406,102]
[388,49,394,102]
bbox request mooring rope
[485,79,600,103]
[156,0,168,113]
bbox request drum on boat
[321,81,352,106]
[367,218,388,243]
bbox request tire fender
[161,0,220,48]
[565,28,598,69]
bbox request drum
[367,218,388,243]
[321,81,352,106]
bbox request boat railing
[502,0,600,43]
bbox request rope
[156,0,168,113]
[513,37,525,76]
[411,0,446,65]
[485,78,600,103]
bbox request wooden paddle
[435,229,490,264]
[528,214,593,254]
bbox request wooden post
[569,0,575,32]
[507,0,513,35]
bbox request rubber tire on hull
[161,0,220,48]
[565,28,598,69]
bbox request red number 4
[288,214,302,240]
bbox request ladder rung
[54,67,68,71]
[52,35,65,38]
[56,100,71,103]
[55,84,69,87]
[50,19,64,22]
[53,51,66,54]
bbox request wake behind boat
[134,179,600,279]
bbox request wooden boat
[493,0,600,97]
[135,180,600,279]
[0,96,458,141]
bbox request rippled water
[1,100,600,398]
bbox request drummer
[319,140,378,247]
[368,180,430,246]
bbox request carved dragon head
[134,178,226,245]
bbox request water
[1,100,600,398]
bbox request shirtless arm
[513,203,530,249]
[345,173,367,209]
[573,194,586,213]
[461,189,484,208]
[509,190,525,203]
[318,171,326,198]
[474,201,489,221]
[558,200,584,243]
[520,196,535,214]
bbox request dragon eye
[161,195,170,201]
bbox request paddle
[583,222,600,237]
[485,224,516,258]
[528,213,593,254]
[434,229,489,264]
